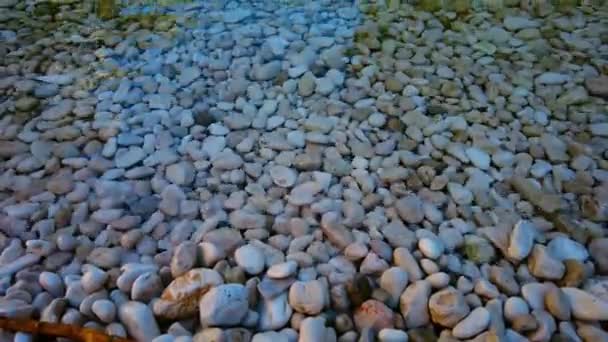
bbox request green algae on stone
[97,0,118,20]
[474,41,497,55]
[223,266,246,284]
[154,15,176,31]
[33,1,61,17]
[353,30,370,44]
[463,236,495,264]
[361,3,378,17]
[15,97,40,112]
[344,46,359,58]
[418,0,443,12]
[273,70,289,86]
[450,0,471,14]
[554,0,580,12]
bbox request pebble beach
[0,0,608,341]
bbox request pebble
[288,280,327,315]
[166,162,195,186]
[508,220,536,261]
[418,238,444,260]
[41,99,73,120]
[235,244,265,275]
[153,268,223,320]
[288,182,322,206]
[395,195,424,224]
[429,287,470,328]
[115,147,146,169]
[354,299,395,331]
[131,272,163,301]
[447,183,473,205]
[562,287,608,321]
[546,237,588,262]
[590,123,608,136]
[452,307,490,339]
[252,61,282,81]
[465,147,490,170]
[171,241,197,278]
[585,76,608,98]
[258,293,292,331]
[224,8,252,23]
[202,136,226,159]
[269,165,297,188]
[400,281,431,328]
[380,267,409,306]
[378,329,408,342]
[544,284,571,321]
[522,283,548,311]
[38,271,64,297]
[528,245,565,280]
[252,331,288,342]
[199,284,249,327]
[0,2,605,341]
[504,16,540,30]
[119,301,160,341]
[299,317,326,342]
[394,247,423,281]
[92,299,116,323]
[86,247,121,269]
[267,261,298,279]
[504,297,529,322]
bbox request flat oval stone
[119,301,160,341]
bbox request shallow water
[0,0,608,341]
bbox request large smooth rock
[394,247,423,281]
[320,212,354,250]
[452,307,490,339]
[234,244,265,275]
[119,301,160,342]
[562,287,608,321]
[258,292,292,331]
[354,299,395,331]
[199,284,248,327]
[428,287,470,328]
[528,245,565,280]
[400,280,431,328]
[153,268,223,320]
[288,280,328,315]
[507,220,536,261]
[546,236,588,262]
[380,267,409,306]
[299,316,326,342]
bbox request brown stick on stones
[0,318,133,342]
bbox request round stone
[269,165,297,188]
[234,244,265,275]
[418,238,444,260]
